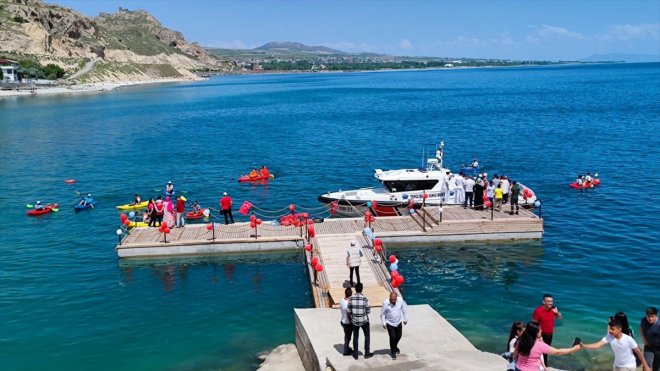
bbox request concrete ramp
[295,304,507,371]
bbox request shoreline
[1,61,629,98]
[0,77,196,98]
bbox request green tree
[43,64,65,79]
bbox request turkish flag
[238,201,253,215]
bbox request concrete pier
[295,305,507,371]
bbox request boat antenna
[436,140,444,169]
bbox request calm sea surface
[1,63,659,370]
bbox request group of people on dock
[133,189,235,227]
[504,294,658,371]
[339,239,409,360]
[447,173,524,214]
[339,283,409,361]
[143,195,188,228]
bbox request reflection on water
[394,241,543,287]
[118,252,303,294]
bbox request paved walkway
[295,305,508,371]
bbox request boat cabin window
[383,180,438,192]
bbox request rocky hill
[0,0,233,82]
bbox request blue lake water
[1,63,659,370]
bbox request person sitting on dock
[34,200,44,210]
[130,194,141,206]
[249,169,259,179]
[165,181,175,196]
[260,165,270,178]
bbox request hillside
[0,0,233,83]
[255,41,345,55]
[207,41,562,72]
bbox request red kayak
[27,204,56,216]
[570,179,601,189]
[238,174,271,182]
[186,209,207,220]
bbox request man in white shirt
[582,319,651,371]
[339,287,354,356]
[500,177,510,204]
[464,176,476,208]
[380,292,408,360]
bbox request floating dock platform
[116,206,542,259]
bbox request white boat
[318,141,537,217]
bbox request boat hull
[318,187,537,217]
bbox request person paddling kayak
[165,181,175,196]
[130,194,141,206]
[79,193,94,207]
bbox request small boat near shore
[318,141,537,217]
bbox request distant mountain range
[206,41,386,59]
[254,42,346,55]
[580,53,660,63]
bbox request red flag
[239,201,253,215]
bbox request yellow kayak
[128,221,149,228]
[116,201,149,210]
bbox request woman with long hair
[507,321,525,352]
[504,321,525,371]
[514,321,581,371]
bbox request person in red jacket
[220,192,234,224]
[175,196,186,227]
[532,293,562,366]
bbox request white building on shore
[1,59,20,82]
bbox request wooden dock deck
[117,206,541,257]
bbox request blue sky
[53,0,660,60]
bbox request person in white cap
[346,240,363,287]
[165,181,175,196]
[220,192,234,224]
[35,200,44,210]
